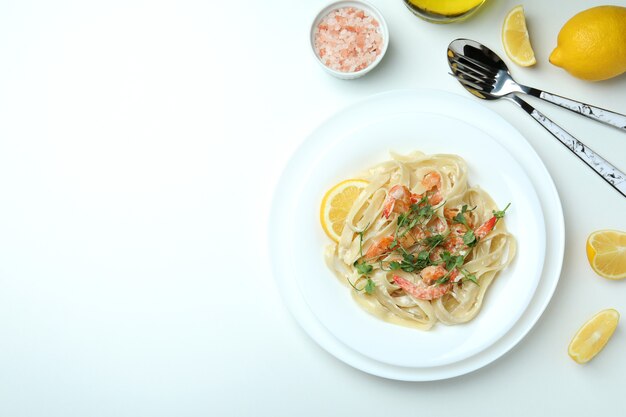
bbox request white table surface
[1,0,625,415]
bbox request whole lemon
[549,5,626,81]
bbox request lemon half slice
[568,309,619,364]
[586,230,626,279]
[502,5,536,67]
[320,179,368,242]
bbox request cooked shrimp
[442,212,500,255]
[420,265,447,285]
[443,207,474,229]
[382,185,412,219]
[443,222,468,254]
[443,207,458,222]
[449,223,467,236]
[412,172,443,206]
[382,172,443,219]
[365,227,426,260]
[422,171,441,191]
[426,216,447,234]
[421,265,460,285]
[443,236,465,254]
[397,226,426,248]
[475,215,499,239]
[365,235,395,259]
[393,275,453,301]
[427,192,443,206]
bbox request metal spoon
[447,38,626,131]
[447,38,626,198]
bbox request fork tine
[448,72,490,92]
[450,60,494,83]
[454,65,495,85]
[449,55,498,78]
[449,57,492,80]
[455,53,499,75]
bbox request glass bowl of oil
[403,0,485,23]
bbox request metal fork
[448,42,626,131]
[447,39,626,198]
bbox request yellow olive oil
[404,0,486,23]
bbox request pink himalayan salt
[314,7,383,73]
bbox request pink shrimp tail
[382,200,395,219]
[474,216,497,239]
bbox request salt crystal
[314,7,383,73]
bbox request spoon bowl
[447,39,525,100]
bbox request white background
[0,0,625,415]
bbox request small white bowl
[310,0,389,80]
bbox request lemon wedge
[568,309,619,364]
[586,230,626,279]
[320,179,368,242]
[502,5,536,67]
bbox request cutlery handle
[510,96,626,198]
[527,87,626,132]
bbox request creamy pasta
[324,151,516,330]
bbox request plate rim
[268,88,564,381]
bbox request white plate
[269,89,564,381]
[296,112,545,368]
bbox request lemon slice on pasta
[320,179,368,242]
[568,309,619,364]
